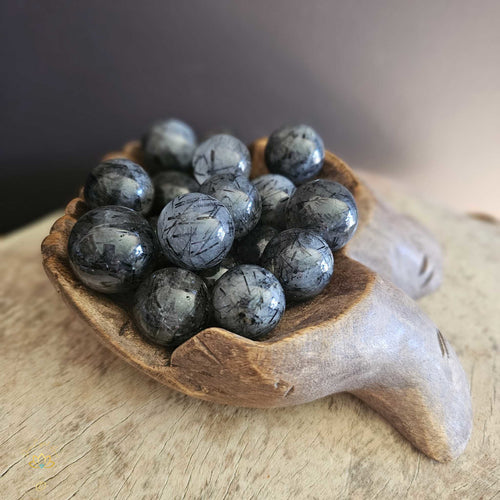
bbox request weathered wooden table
[1,175,498,499]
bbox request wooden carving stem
[41,139,471,462]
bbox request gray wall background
[1,0,499,232]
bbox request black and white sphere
[192,134,251,185]
[198,255,239,288]
[286,179,358,251]
[133,267,209,347]
[234,224,278,264]
[212,265,286,339]
[199,173,261,238]
[252,174,296,229]
[152,170,199,212]
[84,158,154,215]
[265,124,324,184]
[261,229,334,302]
[142,118,197,172]
[68,206,156,294]
[157,192,235,271]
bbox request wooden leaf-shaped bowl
[41,139,471,462]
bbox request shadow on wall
[0,1,406,232]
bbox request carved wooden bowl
[41,138,472,462]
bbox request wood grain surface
[1,174,498,499]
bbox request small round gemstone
[252,174,296,229]
[286,179,358,251]
[142,118,197,172]
[212,265,286,339]
[152,170,199,212]
[198,255,239,288]
[234,224,279,264]
[133,267,209,346]
[68,206,156,293]
[199,173,261,238]
[265,124,324,184]
[157,192,234,271]
[83,158,154,215]
[261,229,334,302]
[192,134,251,185]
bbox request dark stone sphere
[157,192,235,271]
[264,124,324,184]
[199,173,261,238]
[198,255,239,288]
[261,229,334,302]
[234,224,279,264]
[68,206,156,293]
[286,179,358,251]
[133,267,209,347]
[192,134,251,185]
[252,174,296,229]
[212,264,286,339]
[83,158,154,215]
[142,118,197,172]
[152,170,199,213]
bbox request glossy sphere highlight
[261,229,334,302]
[286,179,358,251]
[192,134,251,185]
[157,193,235,271]
[212,265,286,339]
[84,158,154,215]
[68,206,156,293]
[133,268,209,346]
[152,171,199,212]
[265,124,324,184]
[234,224,278,265]
[252,174,296,229]
[142,118,197,172]
[200,173,261,238]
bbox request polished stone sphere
[199,173,261,238]
[133,267,209,346]
[84,158,154,215]
[252,174,296,229]
[152,170,199,212]
[234,224,278,265]
[264,124,324,184]
[68,206,156,293]
[212,264,286,339]
[198,255,239,288]
[261,229,334,302]
[157,192,235,271]
[286,179,358,251]
[142,118,197,172]
[192,134,251,185]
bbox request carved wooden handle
[169,256,471,462]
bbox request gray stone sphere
[68,206,156,293]
[252,174,296,229]
[212,264,286,339]
[199,173,261,239]
[286,179,358,251]
[261,229,334,302]
[133,267,209,346]
[198,255,239,289]
[265,124,324,184]
[152,170,199,212]
[84,158,154,215]
[142,118,197,172]
[157,192,235,271]
[192,134,251,185]
[234,224,279,265]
